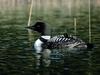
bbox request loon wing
[45,35,87,49]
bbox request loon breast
[34,39,43,53]
[34,35,51,53]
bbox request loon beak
[25,26,34,30]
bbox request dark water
[0,26,35,75]
[0,9,100,75]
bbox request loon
[27,21,93,53]
[26,21,93,67]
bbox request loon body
[27,21,93,52]
[43,35,87,50]
[27,21,93,68]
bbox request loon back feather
[42,34,87,50]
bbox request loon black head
[27,22,46,35]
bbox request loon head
[27,22,46,35]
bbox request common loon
[27,21,93,53]
[27,21,93,68]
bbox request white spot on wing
[41,36,51,40]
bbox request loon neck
[40,30,48,36]
[39,35,51,42]
[39,37,48,43]
[40,32,45,36]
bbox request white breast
[34,39,43,53]
[34,35,51,53]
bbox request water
[0,9,100,75]
[0,25,35,75]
